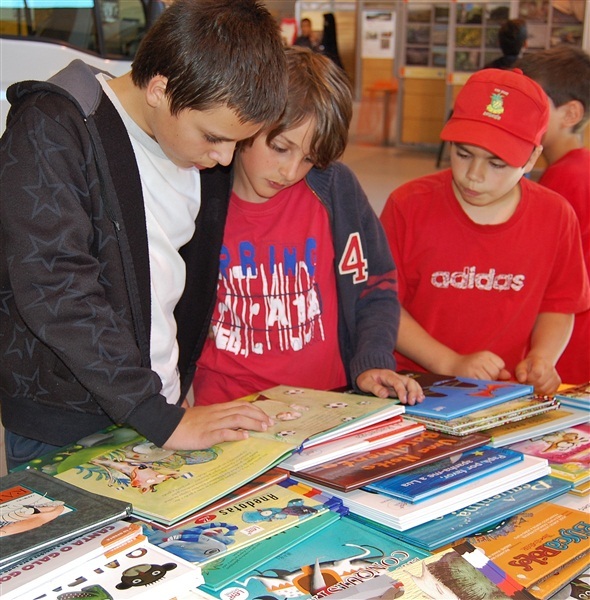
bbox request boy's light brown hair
[263,46,353,170]
[517,45,590,134]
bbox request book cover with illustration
[400,371,533,421]
[204,514,429,600]
[354,475,572,552]
[0,521,142,600]
[366,446,524,503]
[200,510,342,592]
[509,424,590,486]
[294,429,491,492]
[409,396,559,436]
[0,469,132,570]
[375,542,536,600]
[137,467,289,532]
[142,477,345,567]
[527,555,590,600]
[299,454,550,531]
[486,407,590,448]
[23,387,402,526]
[278,416,424,472]
[21,535,203,600]
[466,502,590,589]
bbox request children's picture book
[555,382,590,411]
[408,395,559,436]
[278,416,424,472]
[353,475,572,552]
[509,424,590,486]
[136,467,290,532]
[294,429,491,491]
[0,521,142,600]
[0,469,132,570]
[22,387,403,526]
[297,454,550,531]
[203,514,429,600]
[22,535,204,600]
[466,501,590,590]
[365,446,525,503]
[486,407,590,448]
[544,567,590,600]
[141,477,345,567]
[199,510,341,592]
[401,371,534,420]
[527,554,590,600]
[378,542,536,600]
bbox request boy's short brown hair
[263,47,353,170]
[517,45,590,134]
[131,0,287,126]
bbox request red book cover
[294,430,491,491]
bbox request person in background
[293,18,319,52]
[319,13,344,70]
[193,47,424,407]
[380,68,589,396]
[517,45,590,385]
[0,0,288,470]
[485,18,528,70]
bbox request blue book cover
[205,515,429,599]
[354,475,572,551]
[365,446,524,502]
[402,371,533,420]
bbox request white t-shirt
[98,74,201,404]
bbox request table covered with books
[1,379,589,600]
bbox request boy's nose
[210,143,236,167]
[280,159,300,183]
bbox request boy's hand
[450,351,511,382]
[356,369,425,405]
[515,356,561,395]
[163,401,274,450]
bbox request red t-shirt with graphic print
[193,181,346,405]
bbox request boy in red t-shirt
[380,68,589,395]
[517,46,590,385]
[193,48,423,406]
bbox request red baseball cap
[440,68,549,167]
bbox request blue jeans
[5,430,61,471]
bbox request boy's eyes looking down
[454,143,508,169]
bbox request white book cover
[0,521,141,600]
[279,417,423,472]
[295,454,550,531]
[19,538,203,600]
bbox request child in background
[380,68,589,396]
[193,47,423,406]
[517,45,590,385]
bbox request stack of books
[509,423,590,496]
[0,470,204,600]
[3,380,587,599]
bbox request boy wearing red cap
[380,68,589,395]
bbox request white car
[0,0,164,132]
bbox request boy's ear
[145,75,169,109]
[523,145,544,173]
[561,99,584,129]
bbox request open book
[21,386,402,526]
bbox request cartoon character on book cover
[0,495,67,537]
[147,498,320,563]
[517,425,590,463]
[65,441,219,494]
[237,543,412,598]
